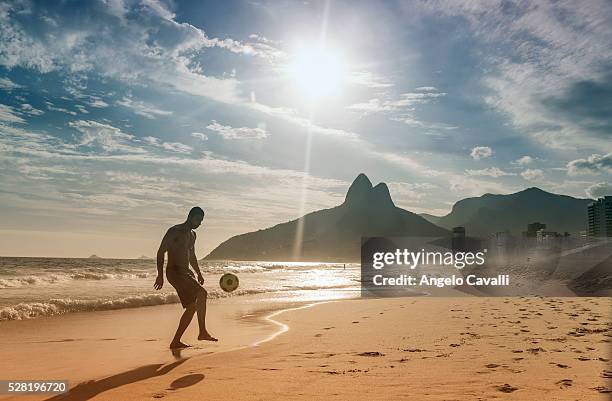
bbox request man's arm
[189,232,204,284]
[154,229,172,290]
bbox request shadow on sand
[45,359,188,401]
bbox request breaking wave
[0,293,180,321]
[0,272,152,288]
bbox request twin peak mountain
[205,174,447,261]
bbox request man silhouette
[154,206,217,349]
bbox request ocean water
[0,257,360,321]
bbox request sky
[0,0,611,258]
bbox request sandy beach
[2,295,609,401]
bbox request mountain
[419,213,442,226]
[88,254,102,259]
[423,187,591,238]
[205,173,449,261]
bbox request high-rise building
[587,196,612,237]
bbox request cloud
[206,120,268,140]
[69,120,144,154]
[191,132,208,141]
[470,146,493,160]
[346,87,454,131]
[346,71,394,88]
[567,153,612,175]
[389,116,458,130]
[0,1,250,105]
[45,101,77,116]
[0,77,22,90]
[347,89,447,115]
[585,182,612,199]
[161,142,192,153]
[75,105,89,114]
[116,97,172,119]
[0,104,25,123]
[520,168,545,181]
[515,155,534,165]
[449,176,513,196]
[466,167,515,177]
[20,103,44,116]
[387,181,438,200]
[141,136,192,153]
[87,97,109,108]
[417,1,612,149]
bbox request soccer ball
[219,273,239,293]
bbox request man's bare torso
[166,224,195,270]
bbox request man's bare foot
[198,332,218,342]
[169,341,191,349]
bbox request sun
[286,45,346,102]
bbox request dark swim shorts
[166,268,203,307]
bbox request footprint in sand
[527,347,546,354]
[556,379,572,388]
[602,370,612,379]
[152,392,166,398]
[485,363,500,368]
[314,334,323,337]
[496,384,518,393]
[352,321,360,324]
[357,351,385,357]
[592,386,611,393]
[323,327,335,330]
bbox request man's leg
[196,288,218,341]
[170,303,196,348]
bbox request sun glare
[286,45,345,102]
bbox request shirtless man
[154,206,217,349]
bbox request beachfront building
[587,196,612,237]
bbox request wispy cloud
[141,136,192,153]
[116,97,172,119]
[19,104,44,116]
[69,120,144,154]
[346,71,394,88]
[45,101,77,116]
[466,167,515,177]
[347,88,446,115]
[205,120,268,140]
[0,104,25,123]
[0,77,22,90]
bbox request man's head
[187,206,205,229]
